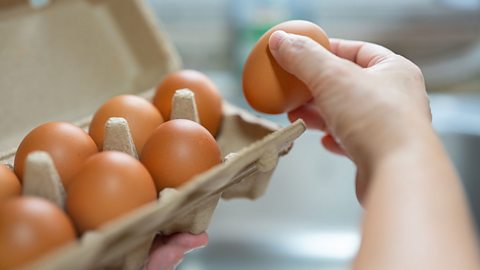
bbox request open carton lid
[0,0,180,151]
[0,1,307,269]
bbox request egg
[66,151,157,234]
[141,119,222,191]
[0,165,21,202]
[89,95,164,154]
[242,20,330,114]
[14,122,98,187]
[152,70,223,136]
[0,197,76,270]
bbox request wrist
[351,114,438,173]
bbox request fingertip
[168,232,209,249]
[320,135,332,150]
[321,134,347,156]
[289,104,328,131]
[268,31,341,94]
[146,233,209,270]
[287,110,300,123]
[269,30,289,52]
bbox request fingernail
[269,30,289,51]
[184,244,207,255]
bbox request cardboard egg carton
[0,0,306,269]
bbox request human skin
[145,232,208,270]
[269,30,480,270]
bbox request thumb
[269,30,348,93]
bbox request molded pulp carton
[0,1,306,269]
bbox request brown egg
[152,70,223,136]
[66,151,157,234]
[141,119,222,191]
[242,20,330,114]
[14,122,98,187]
[0,197,76,270]
[89,95,164,153]
[0,165,21,202]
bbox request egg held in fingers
[242,20,330,114]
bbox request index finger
[329,38,395,68]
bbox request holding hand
[269,31,431,202]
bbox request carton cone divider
[171,89,200,123]
[103,117,139,159]
[22,151,66,209]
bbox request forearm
[353,124,480,270]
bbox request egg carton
[0,1,306,269]
[0,88,305,270]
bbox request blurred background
[144,1,480,269]
[148,0,480,95]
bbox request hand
[145,232,208,270]
[268,30,480,270]
[268,31,431,202]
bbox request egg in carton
[0,89,306,270]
